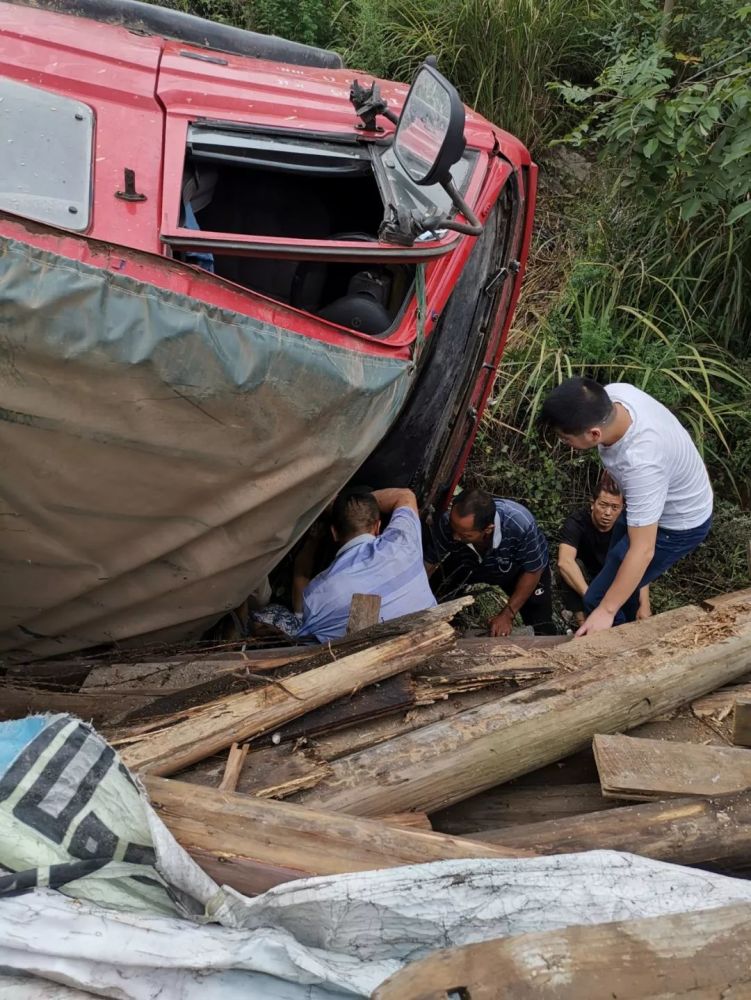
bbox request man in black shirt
[557,477,651,626]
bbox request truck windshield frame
[161,120,484,260]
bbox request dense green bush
[553,0,751,355]
[153,0,337,48]
[340,0,613,148]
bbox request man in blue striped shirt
[298,486,436,643]
[424,488,555,636]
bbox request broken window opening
[177,135,415,335]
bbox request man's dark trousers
[584,513,712,624]
[437,554,556,635]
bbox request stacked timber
[4,587,751,996]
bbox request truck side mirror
[394,62,483,236]
[393,62,466,187]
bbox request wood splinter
[218,742,250,793]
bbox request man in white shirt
[540,377,713,636]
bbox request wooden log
[294,602,751,816]
[170,687,504,798]
[372,903,751,1000]
[594,733,751,800]
[734,698,751,747]
[95,600,473,724]
[144,777,531,895]
[129,598,472,724]
[702,586,751,611]
[346,593,382,634]
[431,783,620,834]
[120,621,455,776]
[217,743,249,793]
[466,790,751,866]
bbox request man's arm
[576,522,657,636]
[372,488,419,516]
[637,584,652,620]
[489,568,544,637]
[557,542,589,597]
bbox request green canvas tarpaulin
[0,236,412,659]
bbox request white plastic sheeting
[4,853,751,999]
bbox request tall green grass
[339,0,614,148]
[482,247,751,499]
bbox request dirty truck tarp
[0,237,411,659]
[3,714,751,998]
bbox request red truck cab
[0,0,536,658]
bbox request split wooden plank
[692,682,751,721]
[379,812,432,831]
[144,777,531,896]
[302,687,515,760]
[217,743,249,793]
[414,658,555,699]
[733,699,751,747]
[594,732,751,800]
[372,902,751,1000]
[467,790,751,866]
[256,674,414,747]
[0,685,130,725]
[294,601,751,816]
[82,651,312,691]
[120,620,455,776]
[431,783,620,834]
[346,593,382,634]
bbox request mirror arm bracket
[438,178,483,236]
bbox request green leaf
[680,197,704,220]
[643,137,659,158]
[727,201,751,224]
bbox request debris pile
[3,587,751,996]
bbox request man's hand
[576,605,615,637]
[489,606,515,637]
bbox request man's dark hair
[332,486,380,539]
[452,488,496,530]
[539,377,614,435]
[593,472,622,500]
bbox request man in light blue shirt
[298,486,436,643]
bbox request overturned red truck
[0,0,536,658]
